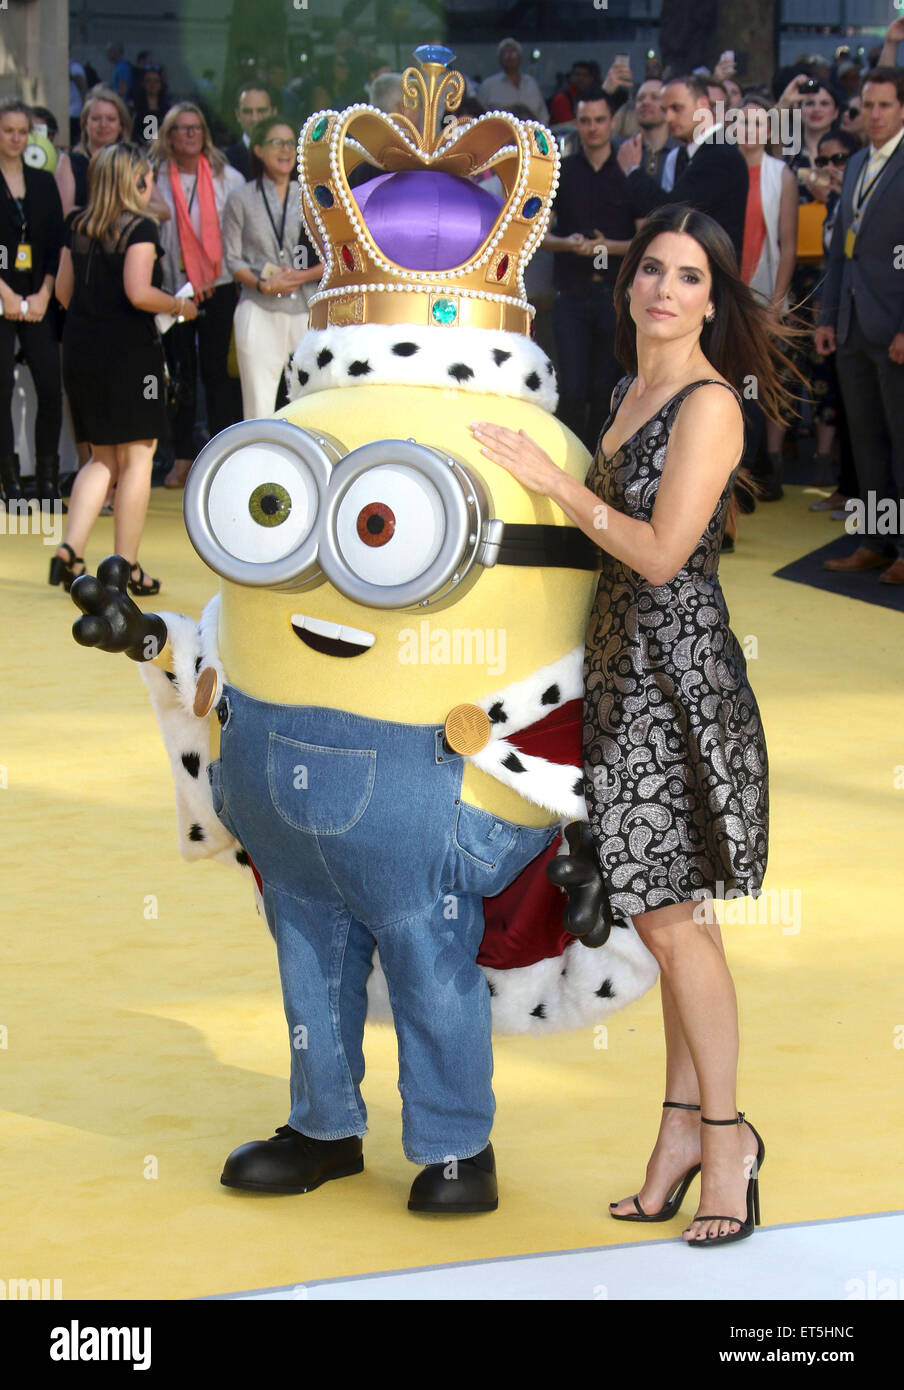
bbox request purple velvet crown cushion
[352,169,503,270]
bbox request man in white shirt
[616,74,748,264]
[478,38,549,123]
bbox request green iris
[249,482,292,527]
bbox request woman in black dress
[472,205,803,1248]
[0,98,64,504]
[51,142,197,594]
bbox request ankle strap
[701,1111,745,1125]
[663,1101,701,1111]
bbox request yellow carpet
[2,485,901,1299]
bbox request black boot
[35,454,67,511]
[220,1124,363,1194]
[0,454,22,503]
[545,820,612,947]
[733,476,757,514]
[408,1143,498,1213]
[756,453,784,502]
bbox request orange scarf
[168,156,222,288]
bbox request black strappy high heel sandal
[684,1110,766,1248]
[48,542,85,592]
[609,1101,702,1223]
[127,563,161,597]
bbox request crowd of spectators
[3,19,903,587]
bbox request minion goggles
[184,420,599,611]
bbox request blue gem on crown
[413,44,456,68]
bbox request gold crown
[297,45,560,337]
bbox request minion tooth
[291,613,376,648]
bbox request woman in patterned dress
[471,204,803,1248]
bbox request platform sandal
[48,543,85,592]
[609,1101,701,1223]
[684,1110,766,1248]
[128,563,161,597]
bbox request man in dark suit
[615,73,749,265]
[543,86,648,450]
[223,85,274,181]
[815,67,904,584]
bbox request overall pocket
[207,756,241,842]
[451,801,560,893]
[453,801,519,870]
[267,733,376,835]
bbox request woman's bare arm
[774,165,799,308]
[122,240,181,314]
[470,384,743,586]
[55,153,76,217]
[54,246,74,309]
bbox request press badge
[15,242,32,270]
[844,228,856,259]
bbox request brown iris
[356,502,395,547]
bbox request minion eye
[319,439,493,610]
[207,444,317,563]
[183,420,340,589]
[335,465,444,585]
[356,501,395,547]
[249,482,293,528]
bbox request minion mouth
[291,612,376,658]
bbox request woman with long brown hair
[471,203,805,1248]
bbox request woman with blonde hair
[55,88,169,497]
[51,142,197,594]
[55,86,132,216]
[151,102,244,487]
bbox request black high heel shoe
[127,563,161,597]
[545,820,612,947]
[48,543,85,592]
[609,1101,701,1222]
[684,1110,766,1248]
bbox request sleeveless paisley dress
[582,375,769,921]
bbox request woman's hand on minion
[469,422,563,498]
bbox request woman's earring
[704,308,715,322]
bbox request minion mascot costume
[70,46,658,1214]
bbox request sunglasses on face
[844,106,860,118]
[262,138,295,149]
[814,152,850,166]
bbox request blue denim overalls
[208,685,558,1164]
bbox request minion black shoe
[408,1143,498,1213]
[220,1125,364,1194]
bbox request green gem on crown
[431,298,458,325]
[311,116,329,142]
[534,129,549,156]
